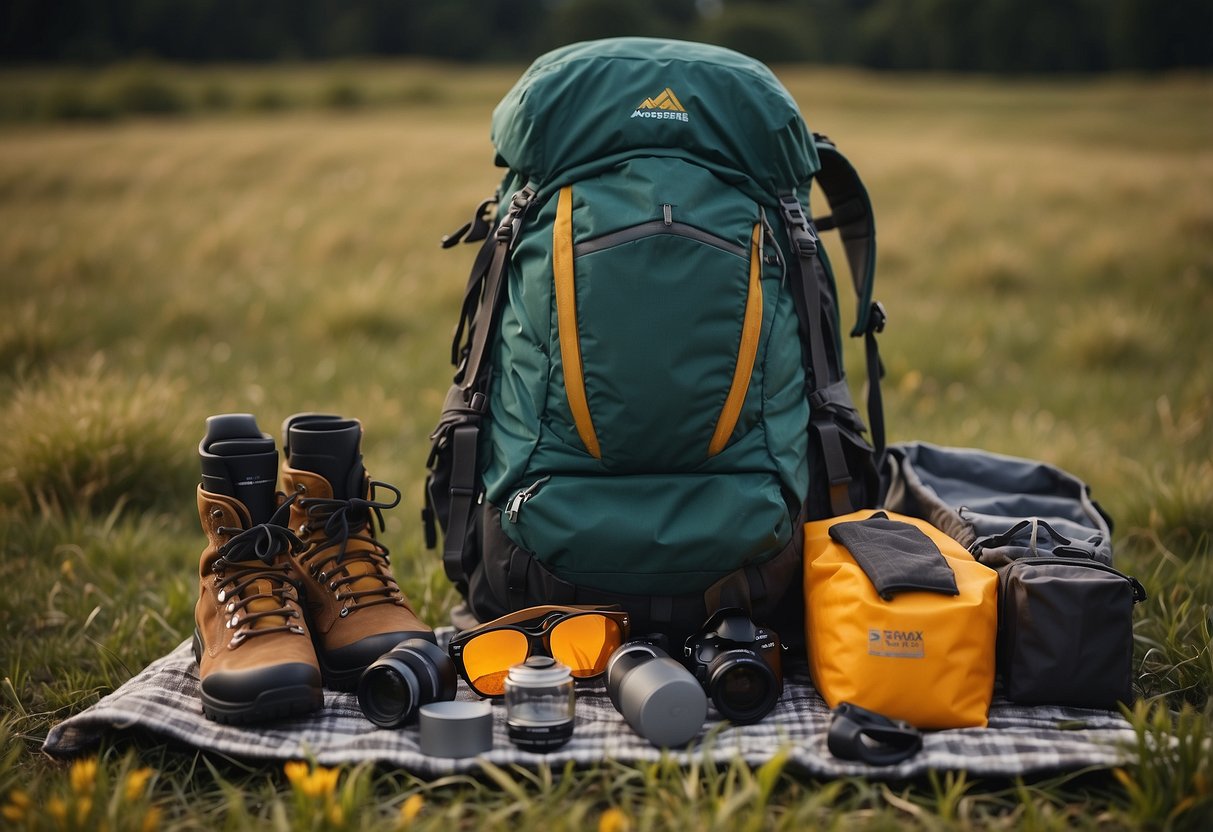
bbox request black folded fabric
[828,513,959,600]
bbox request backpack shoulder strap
[813,137,887,461]
[812,134,877,338]
[779,137,885,516]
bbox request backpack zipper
[506,475,551,523]
[1004,557,1147,603]
[572,216,748,259]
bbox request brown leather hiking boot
[281,414,433,691]
[192,414,322,723]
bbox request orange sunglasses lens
[461,628,529,696]
[548,614,624,677]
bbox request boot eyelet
[229,631,247,647]
[216,589,226,601]
[210,508,224,519]
[225,602,235,614]
[339,607,350,618]
[329,581,337,591]
[228,614,240,628]
[295,483,307,494]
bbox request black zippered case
[881,442,1148,708]
[997,554,1146,708]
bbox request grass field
[0,62,1211,829]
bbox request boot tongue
[199,414,279,527]
[246,578,288,629]
[287,419,365,500]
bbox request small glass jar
[503,655,575,752]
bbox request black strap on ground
[827,702,922,766]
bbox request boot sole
[193,630,324,724]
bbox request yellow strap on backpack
[804,509,998,729]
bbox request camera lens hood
[358,638,457,728]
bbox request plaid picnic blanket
[43,638,1136,779]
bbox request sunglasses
[448,605,631,698]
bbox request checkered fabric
[43,639,1136,779]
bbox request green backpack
[425,38,886,638]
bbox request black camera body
[683,608,783,724]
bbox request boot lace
[213,496,307,647]
[296,480,404,616]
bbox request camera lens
[357,638,457,728]
[707,651,779,725]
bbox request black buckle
[827,702,922,766]
[867,301,887,335]
[441,197,498,248]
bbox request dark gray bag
[881,442,1145,708]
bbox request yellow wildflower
[76,796,93,823]
[327,803,345,826]
[3,788,30,820]
[598,807,630,832]
[302,766,340,800]
[141,807,163,832]
[124,767,155,801]
[398,793,424,825]
[70,757,99,793]
[284,760,310,788]
[48,796,68,823]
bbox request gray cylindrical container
[418,701,494,758]
[605,642,707,748]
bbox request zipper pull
[662,203,673,226]
[506,475,551,523]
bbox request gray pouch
[880,441,1113,564]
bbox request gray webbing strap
[440,184,536,585]
[457,184,536,393]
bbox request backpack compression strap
[779,138,885,516]
[429,184,536,587]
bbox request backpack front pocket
[501,470,793,596]
[549,164,774,472]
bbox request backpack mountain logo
[630,87,689,122]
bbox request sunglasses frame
[448,604,631,698]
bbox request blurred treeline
[4,0,1210,72]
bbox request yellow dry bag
[804,509,998,729]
